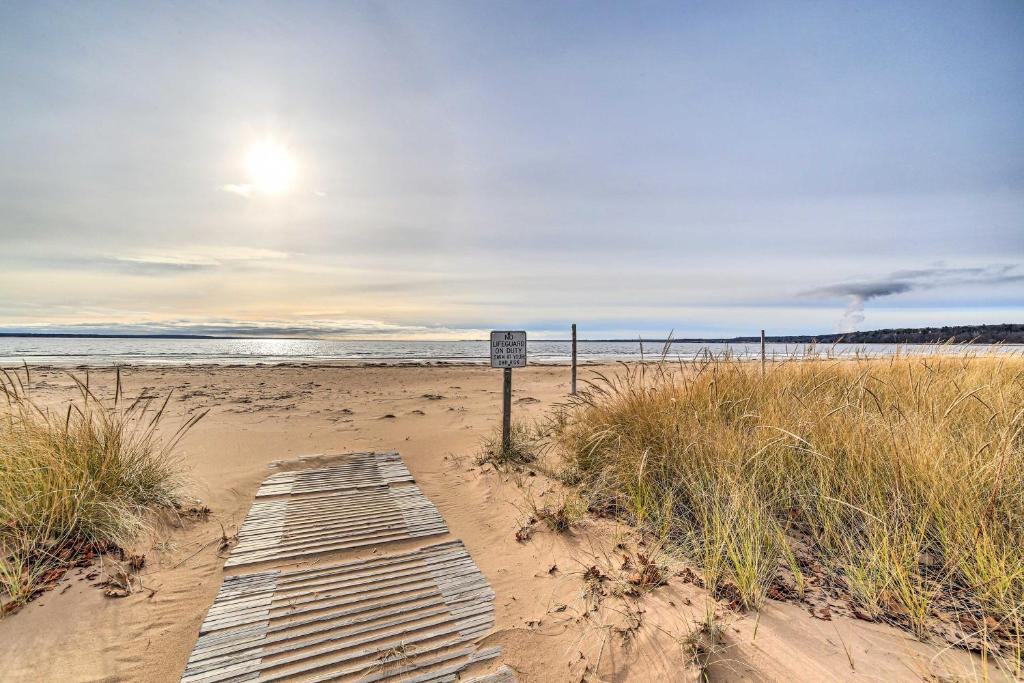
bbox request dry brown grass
[479,421,540,467]
[551,352,1024,671]
[0,367,204,614]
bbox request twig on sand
[833,622,855,672]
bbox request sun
[245,140,297,194]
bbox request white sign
[490,330,527,368]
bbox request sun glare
[245,141,297,194]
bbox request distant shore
[2,322,1022,344]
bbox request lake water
[0,337,1018,366]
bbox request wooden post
[570,323,577,396]
[760,329,766,376]
[502,367,512,452]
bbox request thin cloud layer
[6,318,482,339]
[220,184,254,198]
[107,247,290,272]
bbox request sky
[1,1,1022,339]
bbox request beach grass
[0,367,204,614]
[479,421,540,467]
[551,352,1023,665]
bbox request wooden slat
[225,485,447,568]
[256,452,413,497]
[464,665,517,683]
[181,542,507,683]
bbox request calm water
[0,337,1018,366]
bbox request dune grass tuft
[479,422,540,467]
[0,367,204,614]
[551,353,1024,665]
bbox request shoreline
[4,345,1022,369]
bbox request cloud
[108,247,290,272]
[222,184,328,199]
[805,264,1024,332]
[220,183,254,198]
[1,317,481,339]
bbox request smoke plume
[804,264,1022,332]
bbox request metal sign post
[490,330,527,452]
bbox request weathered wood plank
[256,452,413,497]
[182,452,510,682]
[183,541,505,682]
[226,484,447,567]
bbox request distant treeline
[687,323,1024,345]
[2,323,1023,344]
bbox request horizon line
[2,323,1021,344]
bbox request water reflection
[0,337,1020,366]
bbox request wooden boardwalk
[256,451,413,497]
[226,485,448,568]
[183,452,510,682]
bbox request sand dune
[0,364,1005,682]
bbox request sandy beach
[4,1,1022,679]
[0,362,1004,682]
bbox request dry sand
[0,364,1007,682]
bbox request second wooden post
[571,323,577,396]
[760,329,766,376]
